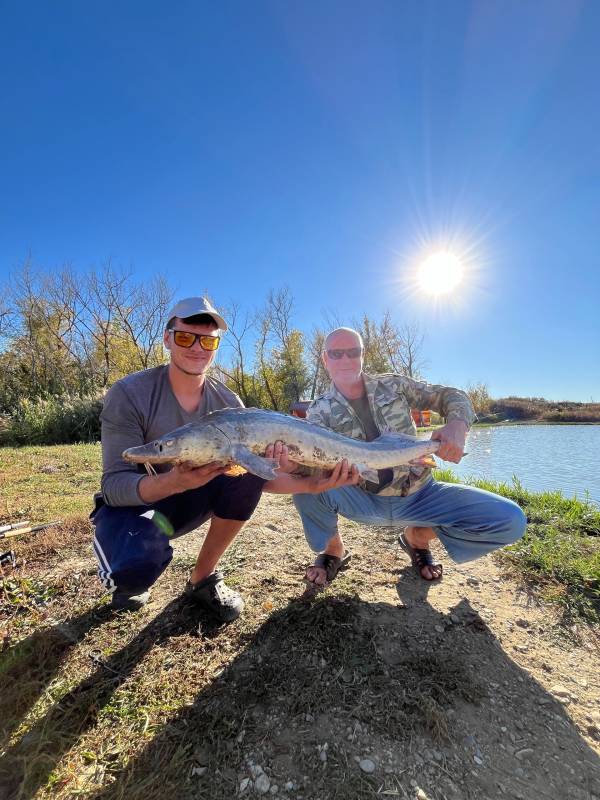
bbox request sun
[417,251,464,295]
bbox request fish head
[122,422,231,465]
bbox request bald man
[264,327,526,588]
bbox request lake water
[433,424,600,506]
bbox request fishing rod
[0,520,30,535]
[0,521,62,540]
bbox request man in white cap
[91,297,264,621]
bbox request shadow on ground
[0,598,210,799]
[2,571,599,800]
[0,605,113,745]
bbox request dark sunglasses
[168,329,221,351]
[326,347,363,360]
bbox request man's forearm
[263,474,317,495]
[138,471,179,504]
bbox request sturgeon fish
[122,407,440,482]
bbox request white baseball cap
[165,296,227,331]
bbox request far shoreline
[472,419,600,428]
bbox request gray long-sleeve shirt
[99,366,243,506]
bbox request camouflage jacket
[306,373,476,497]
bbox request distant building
[290,400,311,418]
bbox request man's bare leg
[403,525,442,580]
[190,516,246,585]
[305,531,346,586]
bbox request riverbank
[434,467,600,624]
[1,445,599,799]
[478,398,600,426]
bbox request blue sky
[1,1,598,401]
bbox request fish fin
[230,445,279,480]
[355,463,379,483]
[409,454,438,469]
[223,464,248,476]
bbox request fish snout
[122,439,175,463]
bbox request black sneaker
[110,589,151,611]
[184,571,243,623]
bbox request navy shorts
[91,473,265,594]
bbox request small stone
[515,618,529,628]
[255,773,271,794]
[515,748,534,760]
[319,750,327,762]
[514,645,529,653]
[359,758,375,773]
[270,787,279,795]
[550,685,573,703]
[450,613,460,624]
[474,755,483,765]
[416,790,430,800]
[191,766,207,777]
[434,625,444,634]
[239,778,251,792]
[587,725,600,741]
[285,782,294,791]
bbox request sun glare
[417,251,464,295]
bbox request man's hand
[265,441,299,474]
[307,459,360,493]
[264,443,359,491]
[430,420,468,463]
[138,460,228,504]
[262,457,360,495]
[171,461,229,492]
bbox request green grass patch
[434,468,600,623]
[0,443,102,521]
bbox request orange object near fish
[223,464,248,476]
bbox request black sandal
[398,532,443,581]
[304,551,351,590]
